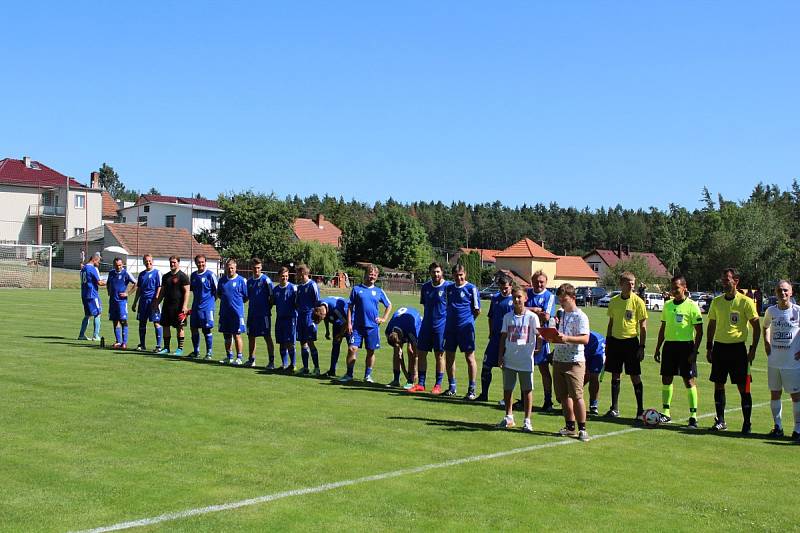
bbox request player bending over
[385,306,422,388]
[312,296,349,377]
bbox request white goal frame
[0,244,53,289]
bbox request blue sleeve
[241,280,249,300]
[547,292,556,315]
[127,272,136,285]
[349,288,356,307]
[381,289,391,308]
[313,281,320,301]
[488,299,495,319]
[472,286,480,310]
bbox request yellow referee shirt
[708,292,758,344]
[662,298,703,341]
[607,293,648,339]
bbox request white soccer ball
[641,408,661,427]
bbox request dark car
[479,284,499,300]
[576,286,608,306]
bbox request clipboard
[537,327,563,343]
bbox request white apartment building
[117,195,222,235]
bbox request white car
[645,292,665,311]
[597,291,621,307]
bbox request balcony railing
[28,204,66,217]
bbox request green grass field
[1,289,796,532]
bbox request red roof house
[292,214,342,248]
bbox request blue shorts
[296,312,317,342]
[275,316,297,344]
[418,324,445,353]
[247,312,271,337]
[586,350,605,374]
[444,323,476,353]
[82,297,101,317]
[108,301,128,322]
[136,298,161,323]
[482,335,501,367]
[350,327,380,351]
[533,347,552,366]
[190,308,215,330]
[219,312,245,335]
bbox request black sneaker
[540,401,554,412]
[710,418,727,431]
[767,426,784,438]
[791,431,800,443]
[589,405,599,416]
[512,399,524,410]
[687,417,698,429]
[603,408,620,418]
[474,393,489,402]
[322,369,337,378]
[658,414,672,424]
[741,422,752,435]
[442,389,457,397]
[464,391,478,401]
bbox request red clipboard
[537,327,563,343]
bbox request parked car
[644,292,665,311]
[479,284,499,300]
[575,286,608,306]
[597,291,621,307]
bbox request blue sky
[2,2,798,209]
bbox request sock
[93,317,101,339]
[114,326,122,344]
[346,361,355,377]
[192,331,200,353]
[590,399,598,408]
[310,348,319,369]
[687,386,698,416]
[578,422,586,431]
[155,325,163,348]
[419,371,427,387]
[480,366,492,396]
[329,343,341,372]
[435,372,444,386]
[280,347,289,367]
[165,337,171,351]
[177,337,184,350]
[740,391,752,424]
[662,384,673,417]
[468,380,476,393]
[771,399,783,428]
[793,401,800,433]
[566,420,576,431]
[544,391,552,405]
[122,324,128,345]
[237,352,243,359]
[79,316,89,337]
[449,377,457,392]
[365,367,373,379]
[301,347,310,369]
[611,379,621,410]
[633,382,644,413]
[138,324,146,348]
[289,347,296,366]
[714,389,726,421]
[205,332,213,352]
[393,370,401,383]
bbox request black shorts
[161,305,185,329]
[661,341,697,379]
[709,342,748,385]
[605,336,641,375]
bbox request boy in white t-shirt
[497,287,540,432]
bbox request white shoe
[578,430,590,442]
[234,357,243,366]
[558,426,577,437]
[523,419,533,433]
[496,416,515,429]
[364,375,374,383]
[497,399,506,408]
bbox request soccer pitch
[1,289,796,532]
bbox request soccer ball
[641,408,661,427]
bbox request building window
[74,194,85,209]
[143,205,150,213]
[138,216,148,227]
[165,215,175,228]
[122,216,126,223]
[589,262,600,272]
[211,216,220,230]
[74,228,85,236]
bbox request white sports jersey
[763,304,800,370]
[500,310,539,372]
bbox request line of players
[79,253,800,442]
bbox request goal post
[0,244,53,289]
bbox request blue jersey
[106,268,136,303]
[349,284,391,330]
[296,279,320,314]
[136,269,161,300]
[586,331,606,358]
[318,296,348,328]
[385,307,422,345]
[191,270,218,311]
[273,283,297,318]
[526,288,557,353]
[445,282,480,328]
[80,263,100,300]
[420,280,451,330]
[218,274,248,318]
[488,292,514,339]
[247,274,273,318]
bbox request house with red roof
[292,214,342,248]
[0,156,104,245]
[450,247,502,267]
[494,237,600,288]
[117,194,223,236]
[583,245,669,281]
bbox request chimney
[540,240,545,249]
[316,213,325,228]
[23,156,31,168]
[90,171,101,189]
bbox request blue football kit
[526,288,557,365]
[418,280,451,352]
[218,274,248,334]
[483,291,514,366]
[106,268,136,322]
[273,283,297,344]
[349,284,391,350]
[385,306,422,346]
[247,273,273,337]
[190,270,218,329]
[295,279,320,343]
[444,282,480,353]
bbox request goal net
[0,244,52,289]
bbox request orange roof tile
[104,224,220,260]
[101,191,118,220]
[459,247,501,263]
[293,215,342,248]
[495,238,558,259]
[555,256,599,280]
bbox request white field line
[71,400,773,533]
